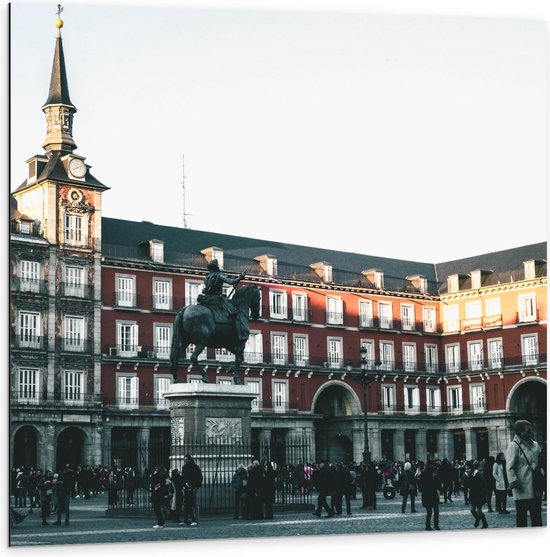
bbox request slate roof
[43,35,74,108]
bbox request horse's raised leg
[230,347,244,385]
[191,345,208,382]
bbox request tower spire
[42,6,77,153]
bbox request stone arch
[12,425,41,469]
[505,377,547,413]
[311,380,362,416]
[505,377,547,443]
[55,426,89,469]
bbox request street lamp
[359,346,381,465]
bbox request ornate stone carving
[170,417,185,445]
[205,417,242,439]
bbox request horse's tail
[169,308,185,377]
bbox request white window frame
[518,293,537,322]
[424,344,438,373]
[447,386,463,415]
[444,304,460,333]
[470,383,486,414]
[185,280,202,306]
[64,212,85,245]
[217,377,233,386]
[447,275,459,293]
[116,373,139,409]
[154,375,172,408]
[524,260,536,280]
[485,298,501,317]
[215,347,235,362]
[292,292,308,322]
[19,260,41,292]
[465,301,482,319]
[16,368,40,403]
[521,334,539,365]
[327,337,343,369]
[63,369,85,405]
[401,304,415,331]
[154,323,172,360]
[293,334,309,367]
[63,315,85,352]
[244,330,263,364]
[272,379,288,412]
[445,343,460,373]
[423,306,436,333]
[426,387,441,415]
[271,332,288,365]
[326,297,343,325]
[18,311,41,348]
[404,385,420,415]
[245,378,262,411]
[269,290,288,319]
[185,343,208,361]
[402,343,417,372]
[359,300,374,328]
[153,278,172,310]
[467,341,483,371]
[151,241,164,263]
[378,302,393,329]
[382,384,396,414]
[379,340,394,371]
[116,274,136,307]
[488,338,503,369]
[64,265,86,297]
[116,321,139,357]
[360,339,375,370]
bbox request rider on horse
[197,259,248,343]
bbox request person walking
[506,419,544,527]
[311,460,335,518]
[169,468,184,523]
[483,456,496,513]
[420,460,440,531]
[464,461,488,528]
[37,470,54,526]
[439,458,454,503]
[53,470,71,526]
[492,452,510,514]
[181,454,203,526]
[150,464,169,529]
[231,464,248,519]
[399,462,418,513]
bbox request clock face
[69,158,86,178]
[70,189,81,201]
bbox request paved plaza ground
[9,492,547,548]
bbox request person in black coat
[399,462,418,513]
[464,460,488,528]
[181,454,203,525]
[420,461,440,530]
[311,461,335,518]
[482,456,496,513]
[169,468,184,523]
[333,463,353,515]
[262,462,277,519]
[439,458,454,503]
[150,464,169,528]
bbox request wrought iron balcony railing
[61,282,92,298]
[11,278,48,295]
[13,335,45,350]
[10,392,102,407]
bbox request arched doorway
[312,382,361,462]
[13,426,39,469]
[56,427,85,470]
[507,379,547,445]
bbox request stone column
[464,428,476,460]
[352,427,364,463]
[393,429,405,462]
[102,424,112,467]
[369,427,381,463]
[137,427,151,475]
[439,429,454,460]
[415,428,427,462]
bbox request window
[188,376,203,384]
[425,344,438,373]
[272,380,288,412]
[64,213,84,245]
[271,333,288,365]
[18,311,41,348]
[518,294,537,322]
[65,266,85,297]
[359,300,374,327]
[327,338,343,369]
[154,324,171,359]
[524,260,536,280]
[64,316,85,352]
[293,334,309,366]
[327,297,343,325]
[292,292,308,322]
[153,279,172,310]
[468,341,483,371]
[360,340,375,370]
[185,344,207,361]
[217,378,233,386]
[423,307,436,333]
[117,374,138,409]
[444,305,459,333]
[485,298,501,317]
[20,260,40,292]
[470,384,485,413]
[521,334,538,365]
[445,344,460,373]
[150,241,164,263]
[379,302,393,329]
[372,270,384,289]
[447,275,459,293]
[488,339,503,369]
[323,265,333,283]
[185,280,202,306]
[64,370,84,404]
[266,257,277,276]
[448,386,463,414]
[215,347,235,362]
[270,290,288,319]
[426,387,441,415]
[382,385,396,413]
[116,275,136,307]
[402,343,417,372]
[17,368,40,403]
[380,341,394,371]
[471,270,482,290]
[154,376,172,408]
[244,331,263,364]
[116,321,138,357]
[401,304,415,331]
[245,378,262,411]
[465,302,481,319]
[404,386,420,414]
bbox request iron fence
[106,437,313,513]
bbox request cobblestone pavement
[9,494,547,547]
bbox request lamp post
[359,347,381,465]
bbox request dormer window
[201,246,224,270]
[255,254,278,276]
[407,275,427,294]
[311,262,333,283]
[447,274,460,293]
[470,269,493,290]
[524,260,536,280]
[362,269,384,289]
[150,240,164,263]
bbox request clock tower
[10,11,108,470]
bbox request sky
[8,0,549,267]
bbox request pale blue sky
[9,0,548,263]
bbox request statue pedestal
[164,383,256,475]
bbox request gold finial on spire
[55,4,64,30]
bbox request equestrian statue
[169,259,261,384]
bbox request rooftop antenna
[182,155,190,229]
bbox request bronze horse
[169,285,261,384]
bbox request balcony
[61,338,90,353]
[13,335,45,350]
[11,278,48,295]
[517,311,539,325]
[61,282,91,298]
[10,220,43,237]
[152,295,174,312]
[482,314,503,329]
[10,391,102,408]
[326,312,344,326]
[60,233,100,250]
[113,292,140,309]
